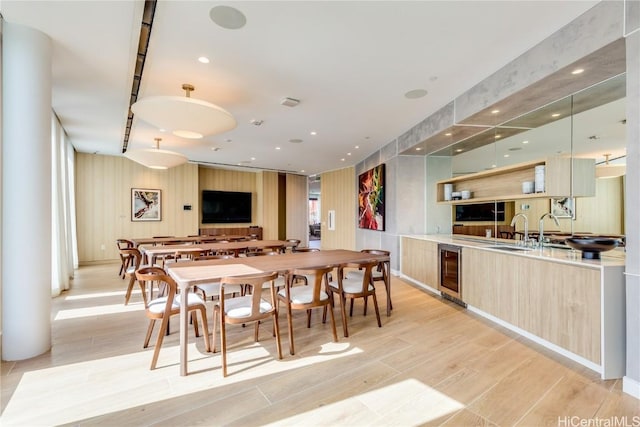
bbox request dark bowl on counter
[565,236,619,259]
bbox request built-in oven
[438,244,465,306]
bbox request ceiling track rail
[122,0,157,153]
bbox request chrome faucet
[538,212,560,245]
[510,213,528,244]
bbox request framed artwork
[358,164,385,230]
[550,197,574,219]
[131,188,161,221]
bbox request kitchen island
[400,234,626,379]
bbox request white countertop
[404,234,626,269]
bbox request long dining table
[166,249,391,376]
[139,240,294,264]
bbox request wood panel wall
[75,153,199,263]
[259,171,279,240]
[320,167,356,250]
[198,166,257,229]
[286,174,309,244]
[514,177,624,235]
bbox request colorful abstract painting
[358,164,385,230]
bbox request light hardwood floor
[1,262,638,426]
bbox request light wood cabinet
[462,247,600,364]
[401,237,438,288]
[436,156,595,204]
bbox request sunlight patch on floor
[1,341,364,425]
[264,378,464,426]
[65,290,133,300]
[54,303,143,320]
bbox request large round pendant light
[131,84,236,139]
[124,138,188,169]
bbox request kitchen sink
[485,245,533,252]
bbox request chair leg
[254,321,260,342]
[363,295,369,316]
[349,298,354,317]
[212,306,219,353]
[328,302,338,342]
[286,302,295,355]
[198,307,211,352]
[191,312,200,337]
[371,292,382,328]
[339,294,349,337]
[124,276,136,305]
[151,315,170,370]
[144,319,155,348]
[221,316,228,377]
[306,309,312,328]
[273,312,283,360]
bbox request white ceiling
[1,1,601,176]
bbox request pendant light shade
[125,138,188,169]
[131,84,236,139]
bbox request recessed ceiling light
[491,109,500,114]
[491,164,497,168]
[355,145,360,149]
[275,147,281,150]
[341,158,345,161]
[347,152,351,156]
[494,134,501,139]
[404,89,428,99]
[310,131,317,136]
[552,113,561,117]
[416,147,422,151]
[250,157,256,161]
[571,68,584,75]
[503,154,510,158]
[210,5,247,29]
[198,56,210,64]
[159,128,166,132]
[445,132,452,136]
[455,148,463,153]
[300,170,305,173]
[522,140,529,144]
[289,138,303,143]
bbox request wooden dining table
[139,240,293,264]
[166,249,391,376]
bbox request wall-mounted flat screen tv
[455,202,505,222]
[202,190,252,223]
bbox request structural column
[2,22,52,360]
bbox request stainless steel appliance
[438,244,465,306]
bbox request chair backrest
[135,266,178,309]
[120,247,142,270]
[117,239,134,250]
[289,265,333,304]
[293,247,319,253]
[340,260,378,291]
[360,249,390,256]
[219,272,279,321]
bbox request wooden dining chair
[116,238,134,279]
[277,265,337,355]
[328,260,382,337]
[192,255,244,300]
[285,239,301,252]
[135,267,211,370]
[212,272,282,377]
[359,249,391,310]
[120,247,160,305]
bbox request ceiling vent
[280,97,300,107]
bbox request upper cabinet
[436,156,596,204]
